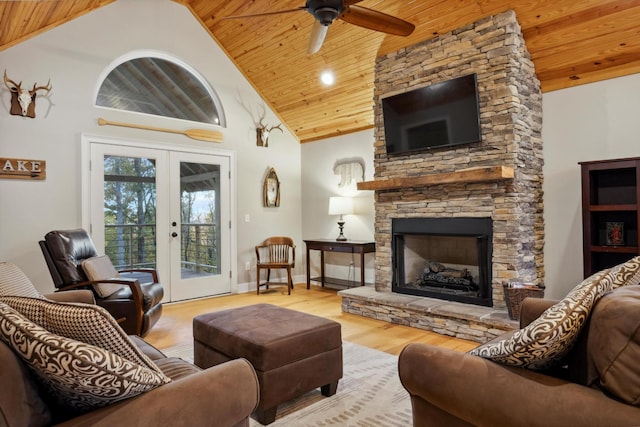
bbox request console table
[304,239,376,289]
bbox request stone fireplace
[340,10,544,343]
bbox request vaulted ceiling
[2,1,639,142]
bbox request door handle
[171,232,178,237]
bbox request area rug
[161,341,412,426]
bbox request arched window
[96,52,225,127]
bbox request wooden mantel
[357,166,514,191]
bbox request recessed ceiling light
[320,71,335,86]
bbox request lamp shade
[328,196,354,216]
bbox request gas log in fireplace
[392,217,493,306]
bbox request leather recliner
[39,228,163,336]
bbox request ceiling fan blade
[223,7,306,20]
[308,20,329,54]
[343,0,365,5]
[339,5,415,36]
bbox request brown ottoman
[193,303,343,425]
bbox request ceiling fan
[223,0,415,54]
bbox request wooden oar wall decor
[98,118,223,143]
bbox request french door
[88,141,231,301]
[169,151,230,300]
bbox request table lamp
[328,196,354,241]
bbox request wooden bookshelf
[580,157,640,277]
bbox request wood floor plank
[144,284,479,355]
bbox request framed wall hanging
[263,167,280,207]
[606,221,624,246]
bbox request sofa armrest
[519,297,557,328]
[44,290,95,304]
[128,335,166,360]
[56,358,259,427]
[398,343,640,427]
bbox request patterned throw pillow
[0,262,43,299]
[81,255,126,298]
[0,296,164,373]
[469,256,640,370]
[610,256,640,289]
[0,301,170,413]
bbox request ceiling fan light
[315,7,339,25]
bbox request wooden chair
[255,236,295,295]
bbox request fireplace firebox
[392,217,493,306]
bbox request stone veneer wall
[372,10,544,308]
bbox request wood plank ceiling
[2,1,639,143]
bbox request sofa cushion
[469,256,640,370]
[0,262,43,299]
[0,296,165,374]
[0,301,171,413]
[587,286,640,405]
[82,255,125,297]
[0,340,51,427]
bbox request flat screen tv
[381,74,482,155]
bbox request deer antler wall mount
[235,95,284,147]
[257,122,283,147]
[252,103,283,147]
[3,70,52,118]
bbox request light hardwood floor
[144,283,478,356]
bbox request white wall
[542,72,640,299]
[0,0,302,294]
[301,130,376,284]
